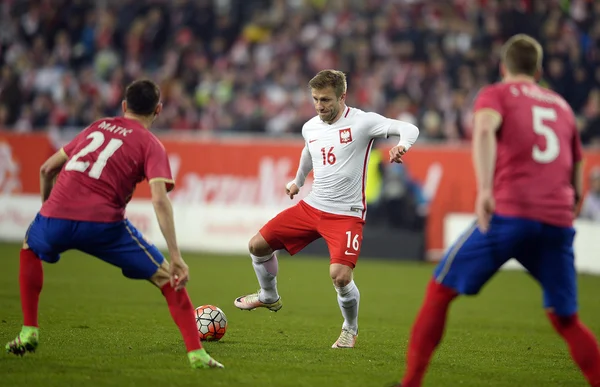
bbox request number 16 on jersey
[345,231,360,255]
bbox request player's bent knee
[330,264,353,288]
[248,233,273,257]
[149,260,170,288]
[332,277,351,288]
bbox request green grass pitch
[1,242,599,387]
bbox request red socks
[19,249,43,327]
[402,280,458,387]
[161,283,202,352]
[19,250,201,353]
[400,279,600,387]
[547,311,600,386]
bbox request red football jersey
[41,117,174,222]
[473,81,582,227]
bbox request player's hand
[475,190,495,233]
[389,145,407,164]
[169,257,189,291]
[286,181,299,199]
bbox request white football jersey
[301,106,392,219]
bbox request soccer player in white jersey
[234,69,420,348]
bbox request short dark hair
[501,34,543,77]
[125,79,161,116]
[308,70,347,98]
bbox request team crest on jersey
[339,128,353,144]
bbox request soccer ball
[195,305,227,341]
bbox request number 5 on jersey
[65,131,123,179]
[531,106,559,164]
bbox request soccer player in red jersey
[5,80,223,369]
[397,35,600,387]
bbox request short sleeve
[473,85,504,116]
[364,112,393,139]
[144,137,174,192]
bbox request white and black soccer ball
[195,305,228,341]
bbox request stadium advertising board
[1,132,599,259]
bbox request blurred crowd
[1,0,600,145]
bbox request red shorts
[260,201,365,268]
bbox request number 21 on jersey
[65,131,123,179]
[531,106,559,164]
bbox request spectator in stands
[0,0,598,141]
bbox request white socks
[335,280,360,334]
[251,253,279,303]
[251,252,360,334]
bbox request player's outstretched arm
[386,120,420,163]
[39,150,68,202]
[286,145,313,199]
[150,181,188,290]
